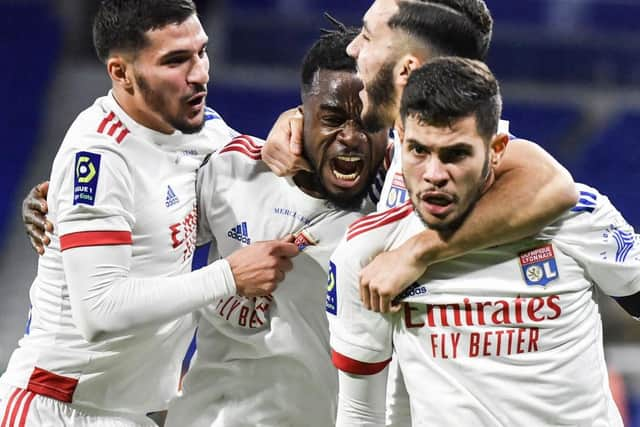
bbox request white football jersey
[166,136,364,427]
[0,93,235,414]
[377,120,510,211]
[329,184,638,426]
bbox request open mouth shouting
[328,154,365,190]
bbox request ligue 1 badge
[518,243,559,287]
[326,261,337,315]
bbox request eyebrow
[318,104,345,114]
[159,40,208,60]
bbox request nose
[423,157,448,187]
[346,35,360,59]
[337,122,366,149]
[188,54,209,86]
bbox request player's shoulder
[202,134,267,181]
[201,107,239,140]
[338,201,414,259]
[563,183,616,222]
[65,96,133,151]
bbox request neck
[292,171,326,199]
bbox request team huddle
[2,0,639,426]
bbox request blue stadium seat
[502,102,581,162]
[571,111,640,228]
[207,86,300,138]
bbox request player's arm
[63,238,298,341]
[361,139,578,312]
[541,186,640,318]
[261,107,311,176]
[328,238,394,425]
[336,368,388,427]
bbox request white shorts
[0,385,158,427]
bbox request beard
[136,73,206,134]
[361,60,397,134]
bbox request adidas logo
[227,221,251,244]
[165,185,179,208]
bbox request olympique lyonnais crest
[519,244,559,287]
[293,228,318,251]
[385,172,408,209]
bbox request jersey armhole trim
[331,349,390,375]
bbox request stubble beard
[136,73,205,135]
[361,60,397,134]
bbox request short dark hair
[93,0,197,63]
[300,21,359,96]
[400,57,501,141]
[389,0,493,61]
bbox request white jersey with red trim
[0,93,236,414]
[165,136,364,427]
[376,120,510,211]
[329,184,639,426]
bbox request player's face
[402,115,494,232]
[302,70,388,208]
[130,14,209,134]
[347,0,400,132]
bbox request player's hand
[262,107,311,176]
[226,235,300,297]
[22,181,53,255]
[359,246,427,313]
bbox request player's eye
[321,115,344,127]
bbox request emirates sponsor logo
[404,295,561,359]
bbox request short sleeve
[540,185,640,297]
[327,237,393,375]
[55,143,134,239]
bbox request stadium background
[0,0,638,423]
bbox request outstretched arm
[360,139,578,312]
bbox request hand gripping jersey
[377,120,510,211]
[0,94,235,415]
[329,184,638,426]
[165,136,364,427]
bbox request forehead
[404,115,483,147]
[142,14,207,57]
[307,70,362,106]
[364,0,399,32]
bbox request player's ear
[107,56,134,90]
[489,133,509,168]
[395,53,422,92]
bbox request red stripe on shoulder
[218,135,262,159]
[96,111,130,144]
[347,201,413,241]
[332,350,390,375]
[60,231,132,251]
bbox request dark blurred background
[0,0,638,423]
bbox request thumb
[289,108,304,156]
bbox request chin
[326,189,367,211]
